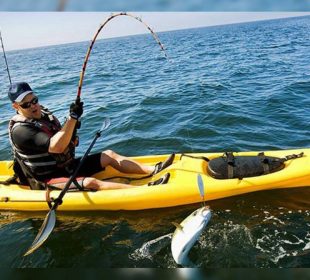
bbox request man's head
[8,82,41,119]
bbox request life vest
[8,106,75,189]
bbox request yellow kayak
[0,148,309,211]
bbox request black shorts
[45,152,103,179]
[44,153,104,189]
[74,152,103,177]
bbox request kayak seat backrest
[207,153,285,179]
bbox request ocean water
[0,16,310,267]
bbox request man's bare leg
[100,150,155,174]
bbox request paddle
[24,117,111,256]
[197,174,206,206]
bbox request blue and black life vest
[8,106,75,189]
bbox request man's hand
[70,99,84,120]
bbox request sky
[0,12,310,51]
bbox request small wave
[303,244,310,251]
[262,211,286,225]
[199,82,229,91]
[130,233,172,261]
[92,72,113,79]
[47,65,63,71]
[197,221,256,267]
[230,69,250,78]
[139,94,173,107]
[286,80,310,93]
[262,43,291,49]
[254,210,310,266]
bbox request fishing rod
[72,12,168,146]
[0,30,12,85]
[76,12,168,102]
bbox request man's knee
[102,149,117,159]
[82,177,99,190]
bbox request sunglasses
[19,96,39,109]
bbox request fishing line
[0,30,12,85]
[186,127,194,153]
[77,12,168,101]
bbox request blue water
[0,16,310,267]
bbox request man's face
[13,93,41,119]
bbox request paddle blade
[24,210,56,257]
[100,117,111,132]
[197,174,204,198]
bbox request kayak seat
[207,152,285,179]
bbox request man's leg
[99,150,175,175]
[47,177,144,190]
[83,174,170,190]
[83,177,141,190]
[100,150,155,174]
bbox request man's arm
[49,99,84,154]
[11,117,77,154]
[48,117,77,154]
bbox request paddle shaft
[51,129,101,210]
[23,119,110,256]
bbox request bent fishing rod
[76,12,168,103]
[0,30,12,85]
[72,12,168,147]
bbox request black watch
[70,112,79,120]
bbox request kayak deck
[0,148,309,211]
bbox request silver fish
[171,206,212,266]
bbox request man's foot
[152,154,175,175]
[148,173,170,186]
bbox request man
[8,82,174,190]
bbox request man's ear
[12,103,19,110]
